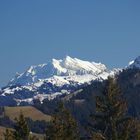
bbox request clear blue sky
[0,0,140,87]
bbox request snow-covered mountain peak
[128,56,140,69]
[9,56,111,86]
[64,55,75,61]
[1,56,122,105]
[61,56,108,74]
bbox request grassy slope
[4,106,51,122]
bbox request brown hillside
[4,106,51,122]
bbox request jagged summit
[128,56,140,69]
[9,56,109,86]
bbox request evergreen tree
[13,111,30,140]
[88,77,140,140]
[45,102,79,140]
[4,128,13,140]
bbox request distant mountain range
[0,55,139,106]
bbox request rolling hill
[4,106,51,122]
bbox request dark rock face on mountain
[118,68,140,118]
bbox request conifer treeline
[4,112,31,140]
[45,102,80,140]
[88,77,140,140]
[4,77,140,140]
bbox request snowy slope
[128,56,140,69]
